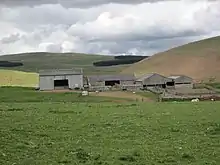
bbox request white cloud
[0,0,220,56]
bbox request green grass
[0,87,220,165]
[0,52,130,75]
[208,83,220,89]
[0,87,132,103]
[136,91,159,101]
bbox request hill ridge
[122,35,220,82]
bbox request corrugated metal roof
[39,68,83,76]
[168,75,193,80]
[136,73,155,81]
[168,76,181,79]
[88,74,135,83]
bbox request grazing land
[89,91,156,102]
[0,87,220,165]
[122,36,220,82]
[0,52,130,75]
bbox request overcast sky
[0,0,220,56]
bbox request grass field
[0,69,38,87]
[0,52,130,75]
[0,87,220,165]
[122,36,220,82]
[208,83,220,89]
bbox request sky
[0,0,220,56]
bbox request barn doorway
[105,80,120,86]
[166,81,175,86]
[54,79,69,89]
[161,84,166,88]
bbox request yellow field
[0,69,38,87]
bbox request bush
[0,61,23,67]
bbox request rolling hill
[122,36,220,82]
[0,52,130,75]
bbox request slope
[0,52,130,75]
[122,36,220,82]
[0,69,38,87]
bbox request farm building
[39,69,84,91]
[168,75,193,88]
[136,73,174,88]
[87,74,136,90]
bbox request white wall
[67,74,83,89]
[39,76,54,90]
[39,74,83,90]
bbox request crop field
[0,87,220,165]
[0,69,38,87]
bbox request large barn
[168,75,193,88]
[39,69,84,90]
[87,74,136,90]
[136,73,174,88]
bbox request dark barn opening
[145,84,166,88]
[166,81,175,86]
[161,84,166,88]
[54,79,69,89]
[105,80,120,86]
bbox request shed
[39,68,83,91]
[136,73,174,88]
[87,74,136,87]
[168,75,193,88]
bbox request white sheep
[191,98,199,102]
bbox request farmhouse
[87,74,136,90]
[39,68,83,90]
[168,75,193,88]
[136,73,174,88]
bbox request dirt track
[90,91,153,102]
[40,90,153,102]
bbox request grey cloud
[0,33,20,44]
[0,0,220,56]
[0,0,177,8]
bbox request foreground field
[0,69,38,87]
[0,87,220,165]
[89,91,156,102]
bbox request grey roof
[136,73,174,82]
[168,75,193,80]
[136,73,155,81]
[168,76,181,79]
[87,74,135,83]
[39,68,83,76]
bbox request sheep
[191,98,199,102]
[81,91,89,96]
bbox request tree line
[93,55,148,67]
[0,61,23,67]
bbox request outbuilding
[39,68,83,91]
[136,73,174,88]
[87,74,135,86]
[168,75,193,88]
[87,74,136,90]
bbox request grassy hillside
[1,87,220,165]
[0,52,130,75]
[0,70,38,87]
[122,36,220,82]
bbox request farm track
[40,90,153,102]
[90,91,153,102]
